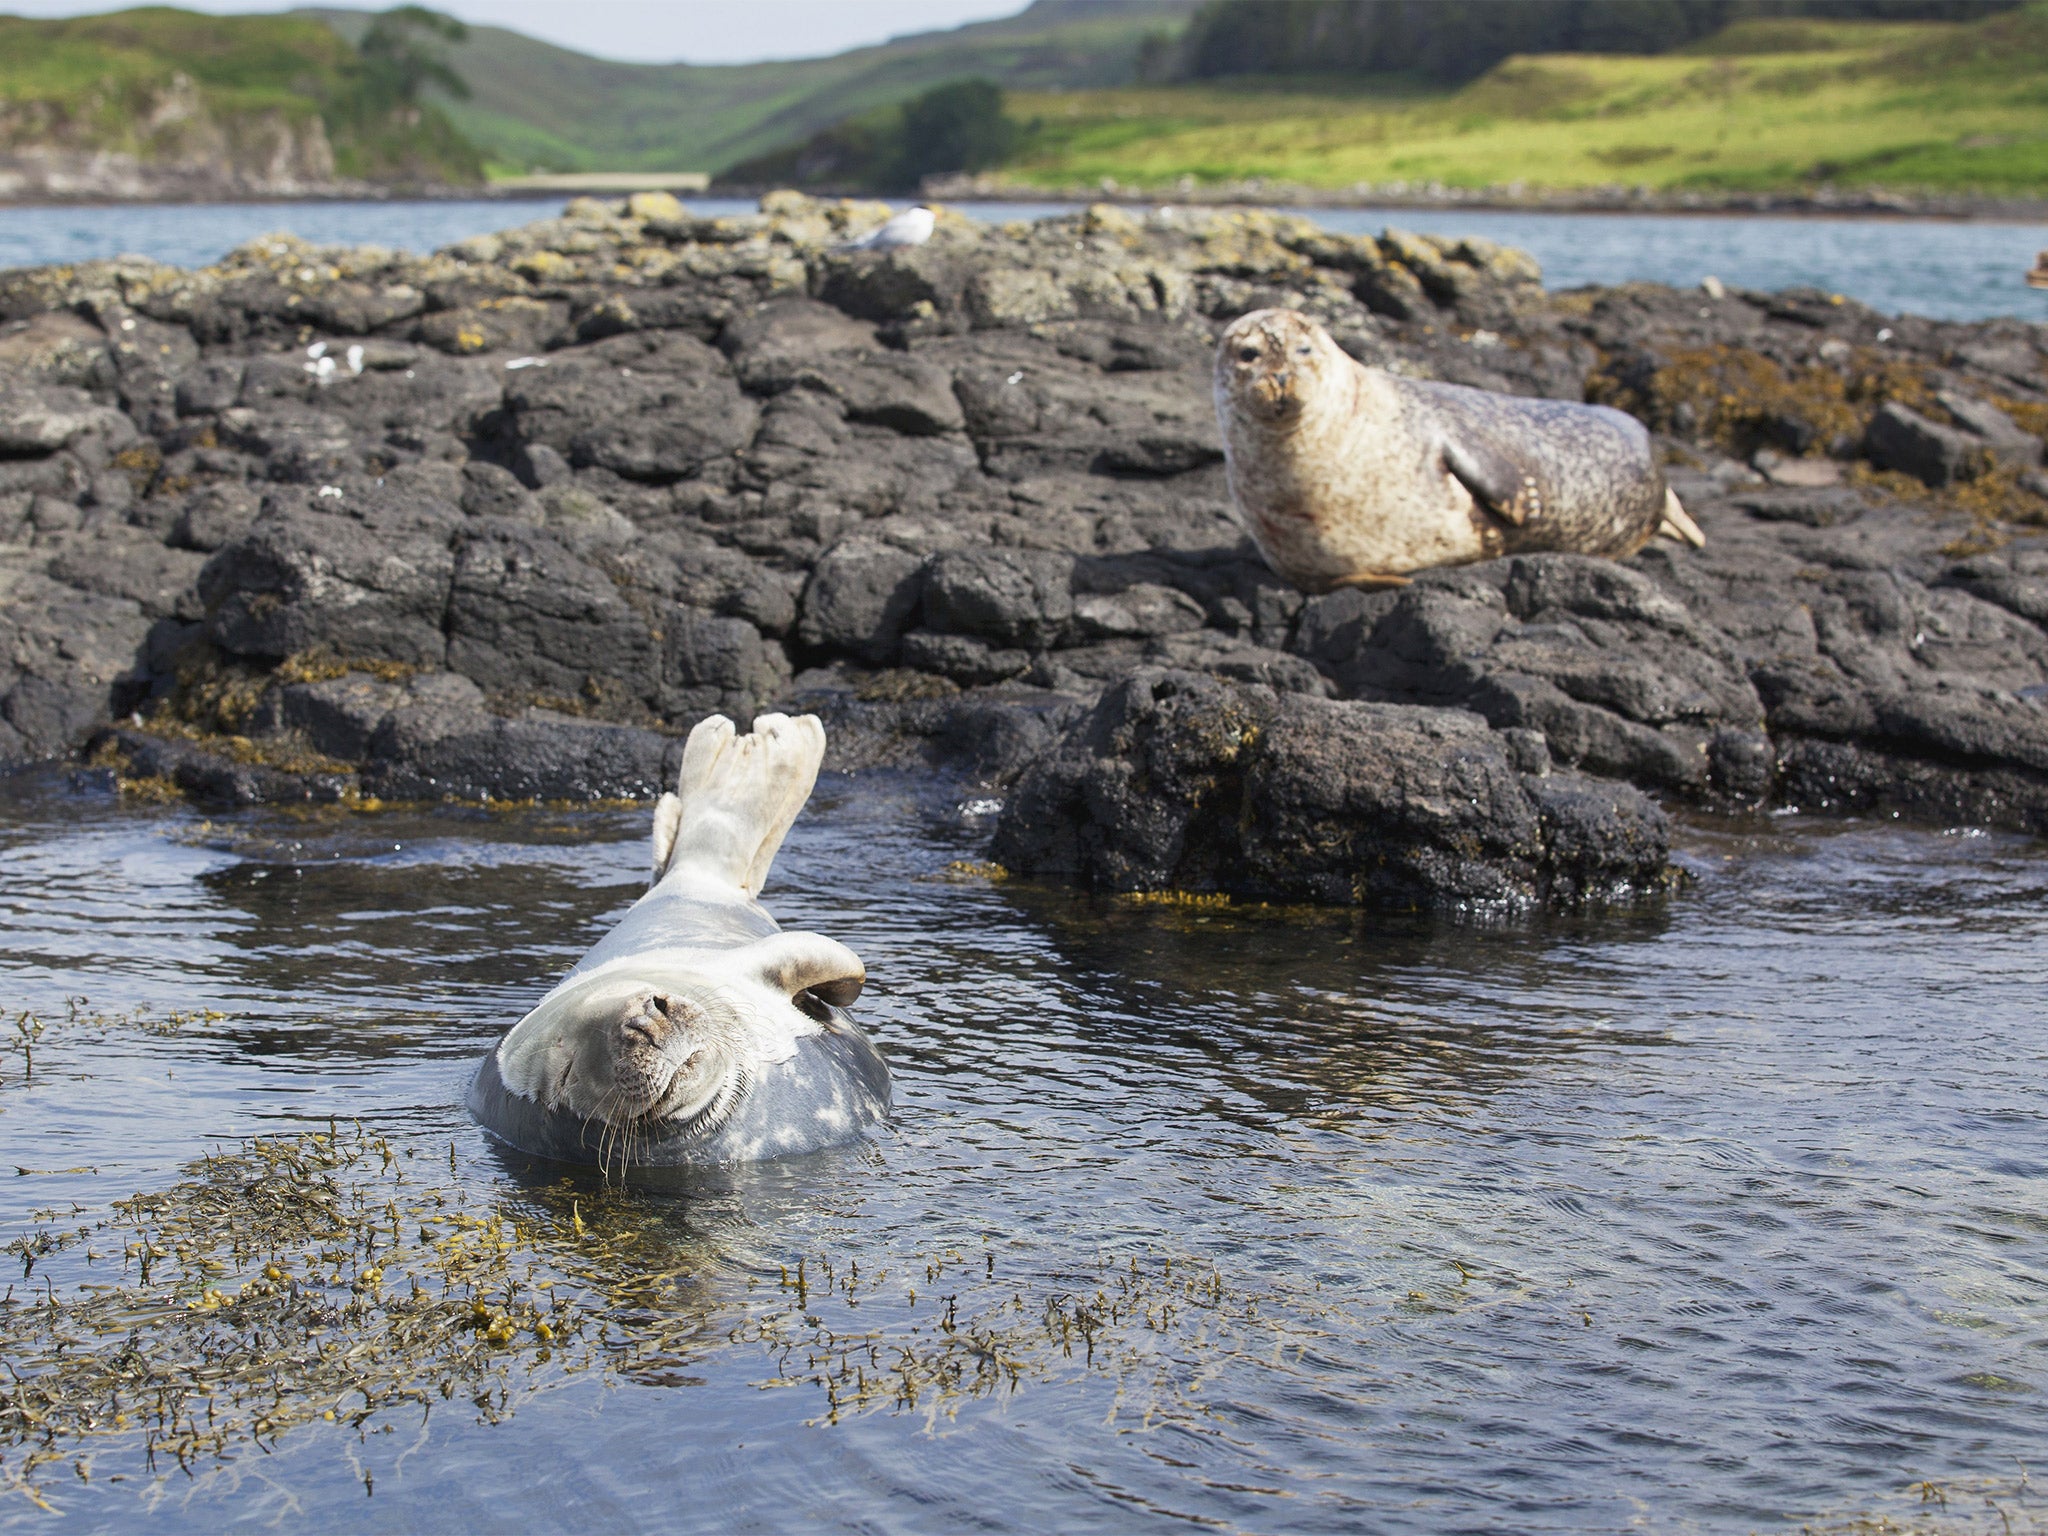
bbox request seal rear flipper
[659,713,826,896]
[1443,436,1545,526]
[1658,488,1707,548]
[650,791,684,885]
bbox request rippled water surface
[3,197,2044,321]
[2,771,2046,1534]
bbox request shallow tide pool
[1,769,2045,1534]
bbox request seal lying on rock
[468,712,889,1170]
[1215,308,1704,593]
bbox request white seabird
[840,205,936,252]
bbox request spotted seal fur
[467,712,889,1171]
[1215,308,1703,593]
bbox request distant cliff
[0,8,483,202]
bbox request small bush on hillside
[717,76,1019,193]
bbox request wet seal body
[1215,308,1703,593]
[468,713,890,1171]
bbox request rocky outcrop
[2,191,2046,910]
[990,670,1671,909]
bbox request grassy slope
[0,7,350,139]
[0,6,481,182]
[309,0,1198,178]
[1004,9,2048,195]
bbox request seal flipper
[1658,487,1706,548]
[1443,436,1545,526]
[744,930,866,1009]
[654,713,826,896]
[650,792,683,885]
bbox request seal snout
[610,991,709,1119]
[1221,310,1323,425]
[1250,368,1298,419]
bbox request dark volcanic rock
[501,332,757,482]
[366,710,672,803]
[1865,401,1989,487]
[798,539,925,664]
[95,726,356,807]
[5,193,2048,911]
[1,571,152,764]
[923,547,1075,650]
[991,670,1671,909]
[199,481,461,666]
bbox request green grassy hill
[1002,8,2048,196]
[0,6,480,185]
[308,0,1199,178]
[9,1,2037,202]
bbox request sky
[1,0,1033,63]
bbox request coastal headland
[1,193,2045,909]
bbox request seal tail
[1658,488,1706,548]
[651,713,826,897]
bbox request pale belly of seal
[1240,418,1494,590]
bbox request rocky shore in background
[2,192,2045,909]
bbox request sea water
[0,769,2043,1533]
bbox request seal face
[1214,309,1700,594]
[468,713,890,1172]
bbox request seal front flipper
[1443,436,1545,526]
[743,930,866,1011]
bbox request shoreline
[2,192,2046,892]
[927,178,2048,225]
[2,180,2046,225]
[915,172,2048,224]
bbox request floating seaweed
[0,1124,703,1510]
[0,1120,1338,1511]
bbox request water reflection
[977,877,1680,1135]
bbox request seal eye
[1295,344,1312,357]
[1238,346,1261,363]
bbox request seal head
[1221,307,1345,429]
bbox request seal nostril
[621,1019,659,1047]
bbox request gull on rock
[840,205,936,252]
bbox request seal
[1214,308,1704,593]
[467,712,890,1172]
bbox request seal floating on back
[1214,308,1703,593]
[468,712,889,1172]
